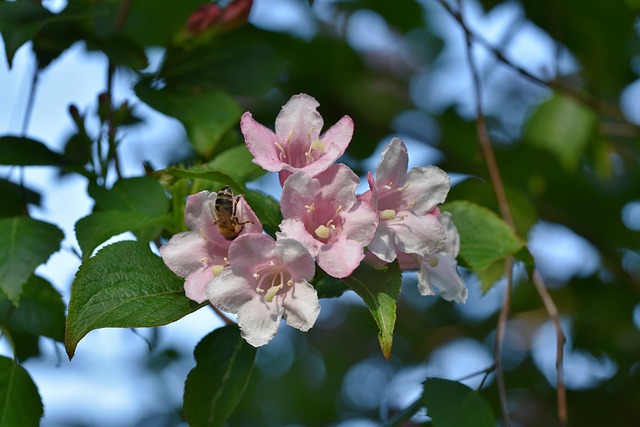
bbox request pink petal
[160,232,210,277]
[340,200,379,246]
[235,195,264,235]
[206,268,256,313]
[184,191,218,233]
[282,280,320,331]
[277,219,321,257]
[317,239,365,278]
[184,266,215,303]
[367,225,397,263]
[297,115,354,177]
[315,164,359,211]
[280,171,322,219]
[274,238,315,281]
[275,93,323,144]
[240,112,283,172]
[376,138,408,188]
[236,297,283,347]
[227,234,276,275]
[390,211,446,256]
[401,166,450,214]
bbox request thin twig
[533,272,567,426]
[436,0,631,125]
[436,1,569,425]
[210,304,235,326]
[453,1,513,421]
[19,63,41,214]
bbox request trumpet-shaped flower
[397,212,467,303]
[278,164,379,278]
[206,233,320,347]
[362,137,451,262]
[160,190,262,303]
[240,93,354,184]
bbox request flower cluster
[162,93,466,347]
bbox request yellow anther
[305,203,315,212]
[380,209,396,220]
[315,224,331,239]
[310,139,324,151]
[212,264,225,276]
[427,256,439,268]
[253,273,261,280]
[265,284,283,302]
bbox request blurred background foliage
[1,0,640,426]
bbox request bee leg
[233,196,254,225]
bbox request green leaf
[135,83,242,158]
[524,94,597,171]
[205,144,266,185]
[343,261,401,359]
[0,217,63,305]
[183,326,256,427]
[75,210,168,260]
[311,271,348,299]
[242,189,282,238]
[0,2,52,67]
[89,176,169,217]
[476,259,504,294]
[421,378,496,427]
[156,167,241,191]
[0,356,43,427]
[0,275,65,342]
[0,136,67,167]
[442,201,524,272]
[0,180,40,218]
[65,240,203,359]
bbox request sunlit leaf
[525,94,597,170]
[205,144,266,185]
[75,210,169,259]
[443,201,524,272]
[0,217,63,305]
[343,261,401,359]
[183,326,256,427]
[0,356,43,426]
[65,240,203,359]
[421,378,496,427]
[135,83,242,158]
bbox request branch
[437,0,568,425]
[437,0,633,125]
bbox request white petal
[237,297,283,347]
[418,254,467,303]
[282,280,320,332]
[367,225,397,263]
[206,269,256,314]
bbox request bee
[210,186,251,240]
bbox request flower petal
[367,224,398,263]
[340,200,379,246]
[274,238,315,281]
[280,171,322,219]
[282,280,320,332]
[401,166,450,214]
[376,138,409,188]
[206,268,256,313]
[315,164,359,211]
[184,265,215,304]
[277,218,321,257]
[440,211,460,257]
[297,115,354,177]
[237,296,283,347]
[160,231,210,277]
[184,191,218,233]
[228,234,276,276]
[418,254,467,303]
[317,239,365,278]
[240,112,283,172]
[390,211,446,256]
[275,93,323,144]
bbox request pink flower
[278,164,379,278]
[240,93,354,184]
[160,190,262,304]
[205,234,319,347]
[397,212,467,303]
[362,137,451,262]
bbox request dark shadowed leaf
[0,217,63,305]
[0,180,40,218]
[421,378,496,427]
[343,261,401,359]
[183,326,256,427]
[0,1,52,67]
[0,275,65,343]
[242,189,282,238]
[65,240,203,359]
[0,136,67,167]
[0,356,43,426]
